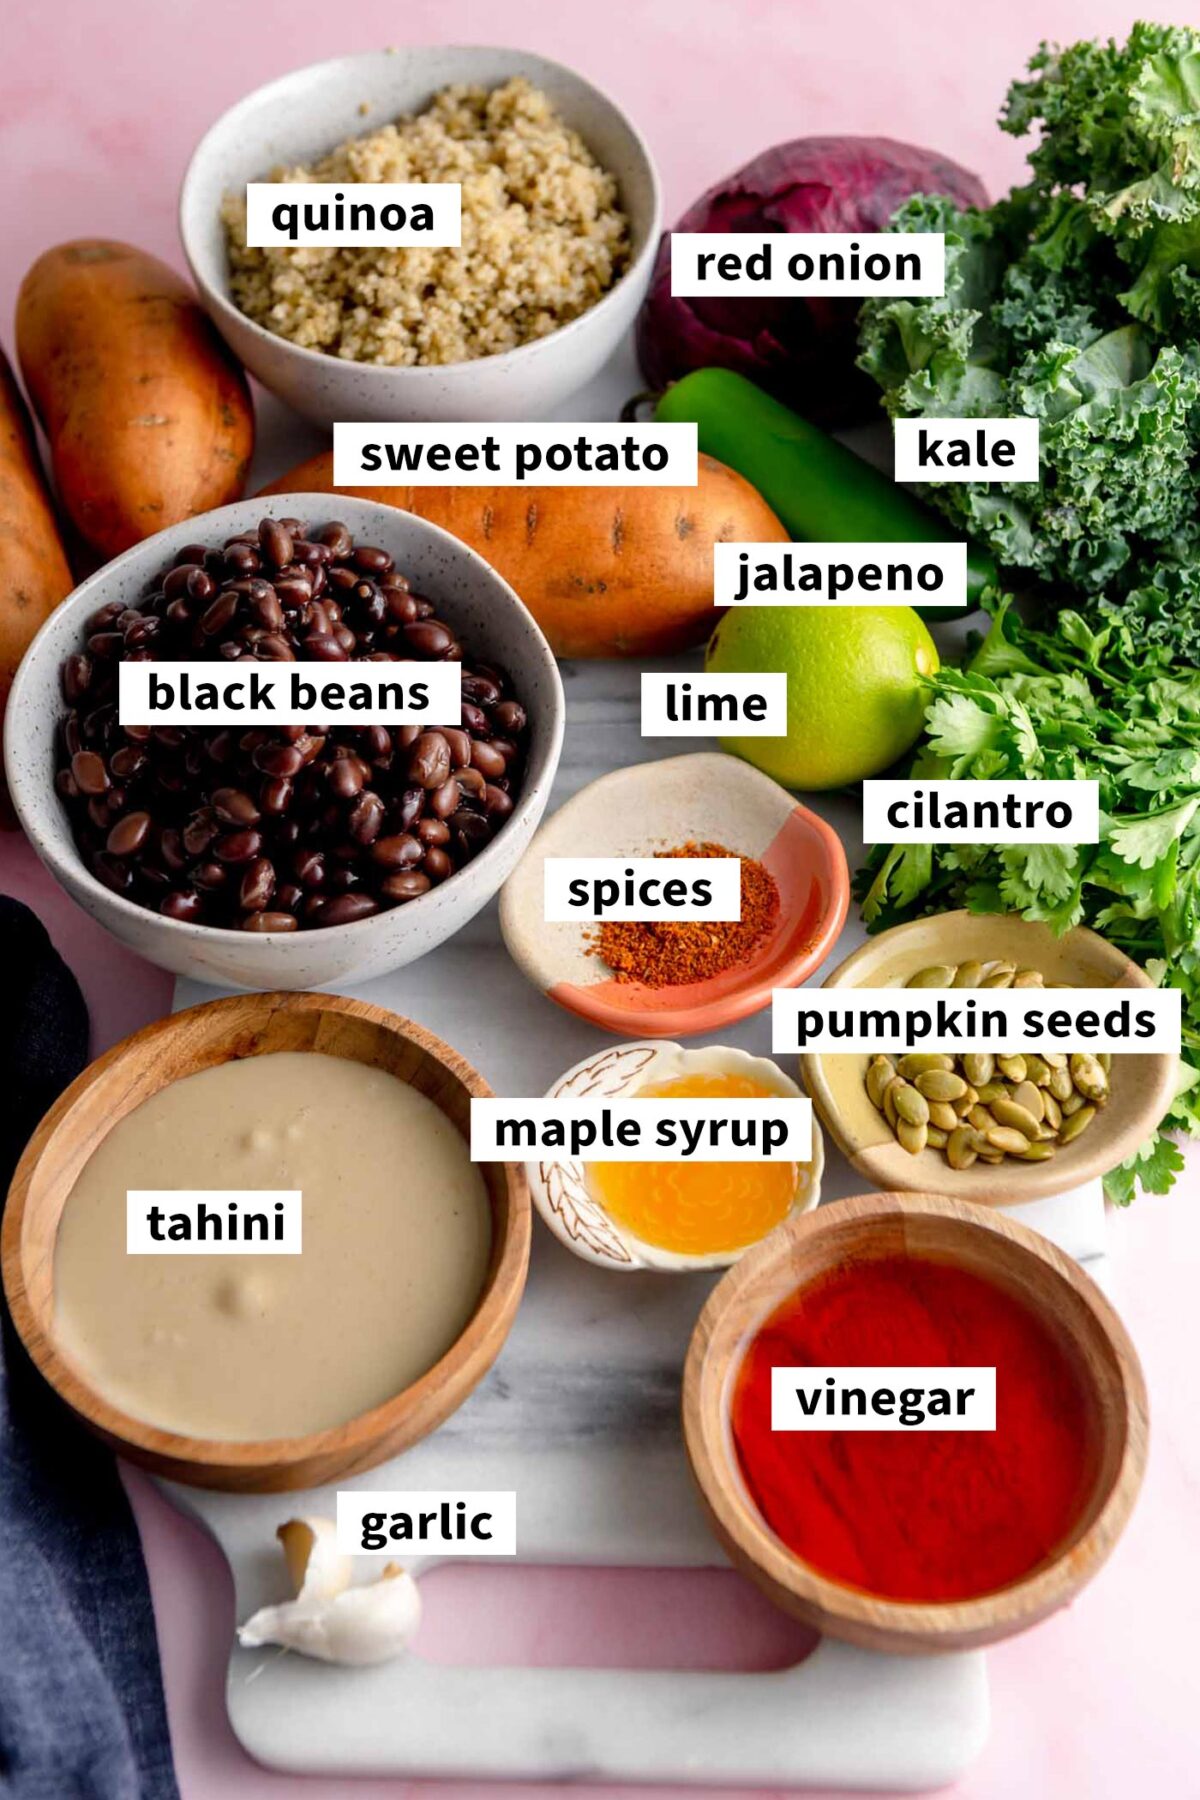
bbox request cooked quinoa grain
[221,78,631,366]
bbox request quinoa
[221,77,631,366]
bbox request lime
[705,605,938,790]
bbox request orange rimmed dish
[498,753,850,1037]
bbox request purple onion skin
[636,137,987,428]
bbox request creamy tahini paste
[53,1053,492,1440]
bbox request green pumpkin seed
[898,1052,954,1077]
[946,1126,978,1170]
[894,1084,930,1127]
[1042,1052,1068,1070]
[1023,1054,1050,1086]
[1011,1081,1045,1122]
[990,1096,1040,1138]
[1060,1090,1085,1117]
[968,1104,994,1131]
[883,1078,903,1129]
[1070,1053,1108,1102]
[1059,1103,1096,1143]
[865,1056,895,1110]
[1013,1141,1056,1161]
[1042,1091,1062,1132]
[974,1081,1007,1105]
[915,1069,968,1103]
[986,1125,1032,1155]
[997,1054,1027,1082]
[952,960,984,988]
[963,1052,994,1087]
[906,964,956,989]
[1012,968,1044,988]
[928,1101,960,1132]
[1049,1066,1075,1103]
[926,1125,949,1149]
[981,963,1017,988]
[896,1119,928,1155]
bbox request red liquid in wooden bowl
[730,1255,1097,1603]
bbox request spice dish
[5,495,564,990]
[499,753,850,1037]
[1,991,530,1492]
[530,1041,823,1271]
[800,912,1179,1205]
[683,1191,1148,1654]
[180,47,662,425]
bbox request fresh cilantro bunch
[858,23,1200,611]
[857,599,1200,1202]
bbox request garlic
[276,1517,352,1603]
[238,1517,421,1667]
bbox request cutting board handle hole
[413,1564,818,1671]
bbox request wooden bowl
[2,992,530,1492]
[799,911,1178,1204]
[499,752,849,1038]
[683,1192,1148,1655]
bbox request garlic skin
[276,1517,352,1603]
[238,1516,422,1667]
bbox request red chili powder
[730,1255,1096,1603]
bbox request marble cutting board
[159,652,1110,1789]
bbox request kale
[858,24,1200,622]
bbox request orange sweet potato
[17,240,254,559]
[0,349,72,798]
[261,450,787,657]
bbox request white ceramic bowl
[5,495,564,990]
[531,1041,824,1273]
[179,46,662,426]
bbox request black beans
[409,732,451,789]
[53,518,529,930]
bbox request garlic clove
[276,1517,351,1603]
[238,1564,422,1667]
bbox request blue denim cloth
[1,898,178,1800]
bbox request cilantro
[855,599,1200,1198]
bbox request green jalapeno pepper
[653,368,995,616]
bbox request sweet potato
[17,240,254,559]
[261,450,788,656]
[0,349,72,769]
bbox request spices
[731,1254,1095,1603]
[222,79,630,367]
[589,1070,799,1257]
[591,842,780,986]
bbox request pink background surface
[5,1,1200,1794]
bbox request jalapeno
[653,368,995,615]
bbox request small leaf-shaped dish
[499,753,849,1037]
[530,1040,824,1272]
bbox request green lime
[705,604,938,790]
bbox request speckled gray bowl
[4,496,564,990]
[179,47,662,426]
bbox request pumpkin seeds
[905,965,956,988]
[894,1084,930,1128]
[915,1069,968,1103]
[859,955,1117,1175]
[1059,1103,1096,1143]
[898,1052,954,1077]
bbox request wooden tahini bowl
[2,992,530,1492]
[682,1192,1148,1655]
